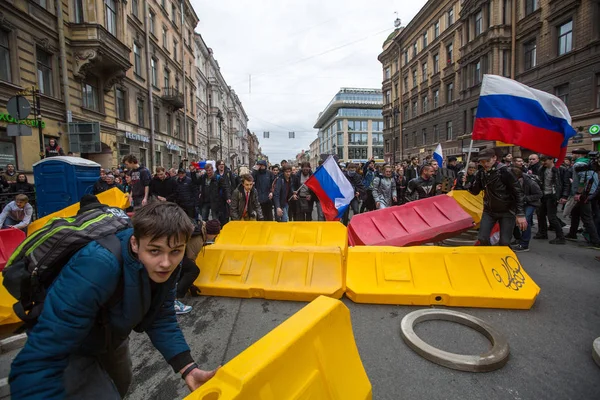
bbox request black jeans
[537,194,564,239]
[177,257,200,298]
[569,201,600,244]
[342,198,360,225]
[260,201,274,221]
[478,211,516,246]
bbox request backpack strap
[96,235,124,351]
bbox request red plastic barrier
[0,229,26,271]
[348,195,474,247]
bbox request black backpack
[2,200,131,328]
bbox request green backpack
[2,199,131,328]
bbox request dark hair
[346,163,357,169]
[155,166,166,173]
[447,156,457,162]
[216,160,224,166]
[511,167,523,179]
[122,154,138,164]
[300,161,311,169]
[241,173,253,183]
[282,165,292,172]
[133,202,194,247]
[411,156,418,161]
[421,165,433,173]
[281,159,287,164]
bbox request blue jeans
[519,205,536,248]
[198,203,211,222]
[315,201,325,221]
[277,204,289,222]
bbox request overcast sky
[191,0,427,163]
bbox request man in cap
[468,148,527,246]
[251,160,275,221]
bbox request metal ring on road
[593,337,600,367]
[400,309,510,372]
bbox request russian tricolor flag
[305,156,354,221]
[473,75,577,162]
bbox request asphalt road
[122,234,600,400]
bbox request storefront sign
[125,131,149,143]
[590,124,599,135]
[0,113,45,128]
[188,149,197,155]
[166,141,180,151]
[462,147,480,152]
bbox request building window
[384,67,391,80]
[447,82,454,103]
[413,42,418,58]
[36,49,53,96]
[173,40,178,62]
[412,69,417,87]
[115,88,126,120]
[475,10,483,36]
[433,53,439,74]
[403,104,408,120]
[448,8,454,26]
[404,50,408,64]
[503,0,511,24]
[422,95,428,113]
[421,129,427,145]
[502,50,511,77]
[133,43,142,76]
[385,90,391,104]
[525,0,538,16]
[164,69,170,88]
[433,89,439,108]
[403,75,408,93]
[153,107,160,130]
[524,40,537,70]
[433,125,439,142]
[166,113,172,134]
[149,11,155,34]
[446,121,453,140]
[132,0,139,18]
[176,118,181,137]
[558,20,573,56]
[151,58,158,86]
[137,98,144,126]
[403,133,408,149]
[596,74,600,109]
[555,84,569,105]
[473,59,481,85]
[422,62,427,82]
[446,43,453,64]
[0,31,10,82]
[105,0,117,36]
[434,21,440,38]
[423,32,428,48]
[35,0,48,9]
[412,101,418,117]
[74,0,84,23]
[162,26,168,48]
[82,77,99,111]
[171,3,177,24]
[175,77,180,91]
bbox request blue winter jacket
[9,228,193,399]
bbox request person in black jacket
[406,165,437,202]
[512,168,543,252]
[534,155,566,244]
[92,169,109,195]
[342,163,366,225]
[251,160,275,221]
[468,148,527,246]
[273,166,294,222]
[45,138,65,157]
[9,173,34,194]
[175,169,198,219]
[192,163,229,223]
[292,162,314,221]
[149,167,177,202]
[456,162,477,190]
[405,156,421,182]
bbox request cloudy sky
[191,0,427,163]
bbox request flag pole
[462,139,474,173]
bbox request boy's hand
[184,366,220,392]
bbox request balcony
[161,87,185,110]
[209,137,221,153]
[71,24,132,92]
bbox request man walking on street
[534,155,566,244]
[251,160,275,221]
[372,165,396,209]
[122,155,151,210]
[230,174,264,221]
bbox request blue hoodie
[9,228,192,399]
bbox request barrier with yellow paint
[185,296,372,400]
[345,246,540,309]
[27,188,130,235]
[0,275,21,326]
[194,244,344,301]
[447,190,484,226]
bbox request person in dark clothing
[446,156,461,176]
[394,165,408,206]
[455,162,477,190]
[342,163,366,225]
[175,169,198,219]
[468,148,527,246]
[360,159,377,212]
[527,153,541,175]
[512,168,543,252]
[92,169,109,195]
[273,166,293,222]
[292,162,314,221]
[9,202,218,399]
[251,160,275,221]
[123,154,151,209]
[230,174,264,221]
[192,163,229,223]
[534,155,566,244]
[405,156,421,181]
[430,160,456,193]
[9,173,34,194]
[150,166,177,202]
[45,138,65,157]
[406,165,437,202]
[214,160,234,225]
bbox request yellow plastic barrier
[195,244,344,301]
[216,221,348,249]
[447,190,483,226]
[185,296,372,400]
[0,275,21,326]
[346,246,540,310]
[27,188,130,235]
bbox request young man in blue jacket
[9,202,217,399]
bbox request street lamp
[216,110,223,160]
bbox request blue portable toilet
[33,156,101,217]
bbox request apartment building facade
[314,88,385,164]
[380,0,600,162]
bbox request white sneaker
[174,299,192,315]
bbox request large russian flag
[305,156,354,221]
[473,75,577,162]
